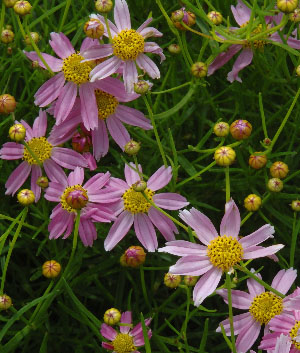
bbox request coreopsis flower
[103,163,189,252]
[101,311,152,352]
[251,334,292,353]
[217,270,300,353]
[44,167,117,246]
[83,0,165,92]
[158,199,284,307]
[207,0,300,82]
[0,110,88,201]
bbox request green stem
[181,31,193,66]
[0,214,36,230]
[225,273,237,353]
[181,286,191,353]
[58,0,71,32]
[290,212,300,267]
[151,82,191,94]
[176,161,216,188]
[225,166,230,203]
[22,141,43,168]
[259,93,268,139]
[15,15,27,39]
[139,266,151,311]
[29,281,54,323]
[133,154,142,180]
[104,14,113,43]
[0,2,5,42]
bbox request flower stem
[290,212,300,267]
[104,14,113,43]
[176,161,217,188]
[258,92,268,139]
[133,154,143,180]
[58,0,71,32]
[225,273,237,353]
[151,82,191,95]
[225,166,230,203]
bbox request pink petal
[115,105,152,129]
[207,45,242,76]
[136,54,160,79]
[114,0,131,31]
[34,72,65,107]
[243,244,284,259]
[84,171,110,193]
[271,268,297,295]
[220,199,240,238]
[139,27,163,38]
[5,162,31,196]
[23,50,63,72]
[51,147,88,169]
[104,211,134,250]
[100,323,117,341]
[83,152,97,171]
[239,224,275,248]
[120,311,132,333]
[67,167,84,186]
[136,18,152,33]
[259,332,282,350]
[32,109,47,137]
[124,162,142,186]
[30,165,42,202]
[158,240,207,256]
[193,267,222,306]
[90,56,122,82]
[92,120,109,160]
[0,142,24,160]
[231,0,251,26]
[153,193,189,210]
[274,334,292,353]
[54,81,77,124]
[49,32,75,59]
[21,120,34,140]
[134,213,157,252]
[170,255,213,276]
[123,60,138,93]
[80,37,99,52]
[81,44,114,61]
[216,289,252,309]
[144,42,165,62]
[106,115,131,150]
[131,318,151,337]
[227,49,253,83]
[148,207,178,241]
[235,319,261,353]
[247,271,264,298]
[147,166,172,191]
[268,315,295,333]
[79,83,98,130]
[102,342,113,350]
[91,14,119,37]
[271,33,300,49]
[43,159,68,184]
[49,209,74,239]
[78,219,97,246]
[44,181,65,201]
[217,312,254,335]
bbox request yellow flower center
[112,333,136,353]
[207,235,243,272]
[95,89,119,120]
[290,320,300,349]
[62,53,92,85]
[23,137,53,165]
[112,29,144,61]
[122,186,155,214]
[249,292,283,325]
[60,184,89,213]
[240,24,266,49]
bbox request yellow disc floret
[207,235,243,272]
[112,333,136,353]
[112,29,144,61]
[242,24,267,49]
[290,320,300,349]
[122,186,154,214]
[60,185,89,213]
[95,89,119,120]
[249,292,283,325]
[62,53,92,85]
[23,137,53,165]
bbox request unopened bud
[36,176,49,188]
[9,123,26,142]
[267,178,283,192]
[183,275,198,287]
[172,9,196,30]
[14,1,32,15]
[230,119,252,140]
[249,152,267,169]
[207,11,223,25]
[296,65,300,77]
[289,8,300,21]
[42,260,61,278]
[65,188,88,209]
[263,137,271,146]
[270,161,289,179]
[0,294,12,310]
[171,9,184,22]
[103,308,121,325]
[0,94,16,114]
[244,194,262,211]
[24,32,39,45]
[132,180,147,192]
[214,146,236,166]
[17,189,35,205]
[164,273,181,288]
[124,140,141,155]
[121,246,146,268]
[72,131,92,153]
[7,47,13,55]
[168,43,181,54]
[32,60,40,69]
[277,0,298,13]
[213,122,229,137]
[1,29,14,44]
[95,0,113,13]
[5,25,12,30]
[84,18,104,39]
[134,80,149,95]
[191,62,208,78]
[4,0,18,7]
[291,200,300,212]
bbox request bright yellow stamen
[23,137,52,165]
[207,235,243,272]
[249,292,283,325]
[62,53,92,85]
[122,186,154,214]
[112,333,136,353]
[60,185,89,213]
[112,29,144,61]
[290,320,300,349]
[95,89,119,120]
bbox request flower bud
[267,178,283,192]
[172,9,196,30]
[249,152,267,169]
[124,140,141,155]
[121,246,146,268]
[191,62,208,78]
[183,275,198,287]
[171,9,184,22]
[17,189,35,205]
[72,131,92,153]
[31,60,40,69]
[207,11,223,25]
[36,176,49,188]
[291,200,300,212]
[168,44,181,54]
[134,80,149,95]
[277,0,298,13]
[65,188,88,209]
[296,65,300,77]
[1,29,14,44]
[289,8,300,21]
[0,294,12,310]
[230,119,252,140]
[9,123,26,142]
[7,47,13,55]
[132,180,147,192]
[270,161,289,179]
[164,273,181,288]
[244,194,262,211]
[14,1,32,15]
[213,122,229,137]
[103,308,121,325]
[95,0,113,13]
[24,32,39,45]
[263,137,271,146]
[0,94,16,114]
[214,146,236,166]
[42,260,61,278]
[6,25,12,30]
[84,18,104,39]
[4,0,18,7]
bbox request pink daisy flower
[103,163,189,252]
[82,0,165,92]
[158,199,284,307]
[0,109,88,202]
[207,0,300,82]
[251,333,292,353]
[217,270,300,353]
[101,311,152,353]
[44,167,117,246]
[50,77,152,160]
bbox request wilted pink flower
[158,199,284,307]
[208,0,300,82]
[44,167,117,246]
[103,163,189,252]
[101,311,152,352]
[0,110,88,202]
[83,0,165,92]
[217,270,300,353]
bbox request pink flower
[0,110,88,202]
[158,199,284,307]
[207,0,300,82]
[251,334,292,353]
[103,163,189,252]
[82,0,165,92]
[44,167,117,246]
[24,34,110,130]
[101,311,152,352]
[217,270,300,353]
[50,77,152,160]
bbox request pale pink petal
[81,44,114,60]
[170,256,213,276]
[92,120,109,160]
[32,109,47,137]
[123,60,138,93]
[216,289,252,309]
[79,83,98,130]
[5,162,31,196]
[268,315,295,333]
[243,244,284,259]
[43,159,68,184]
[49,209,74,239]
[106,115,131,150]
[80,37,99,52]
[67,167,84,186]
[104,211,134,251]
[283,296,300,310]
[144,42,165,62]
[34,72,65,107]
[271,268,297,295]
[136,18,152,33]
[235,319,261,353]
[147,166,172,191]
[49,32,75,59]
[134,213,157,252]
[208,45,242,76]
[158,240,207,256]
[274,334,292,353]
[120,311,132,333]
[134,330,152,347]
[148,207,178,241]
[153,193,189,210]
[100,324,117,341]
[271,33,300,49]
[90,56,122,82]
[91,14,119,37]
[23,50,63,72]
[54,81,77,124]
[114,0,131,31]
[139,27,163,38]
[131,318,152,336]
[115,105,152,129]
[124,162,142,186]
[21,120,34,140]
[227,49,253,83]
[44,181,65,201]
[107,177,129,192]
[247,271,264,298]
[78,219,97,246]
[193,267,222,306]
[51,147,88,169]
[83,152,97,171]
[259,332,282,350]
[102,342,113,350]
[217,313,254,335]
[136,54,160,79]
[0,142,24,160]
[220,199,240,238]
[84,171,110,192]
[30,165,42,202]
[231,0,251,26]
[239,224,275,248]
[265,13,283,25]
